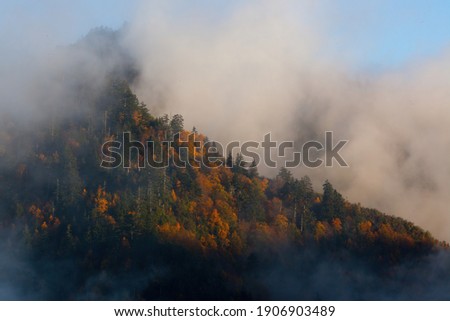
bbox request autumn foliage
[0,76,446,300]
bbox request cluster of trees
[0,75,448,299]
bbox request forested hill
[0,29,449,300]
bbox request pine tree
[248,158,259,178]
[321,180,345,221]
[170,114,184,134]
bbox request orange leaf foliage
[332,218,343,233]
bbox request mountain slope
[0,29,449,300]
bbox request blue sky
[0,0,137,42]
[325,0,450,69]
[1,0,450,70]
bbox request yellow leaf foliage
[314,221,327,241]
